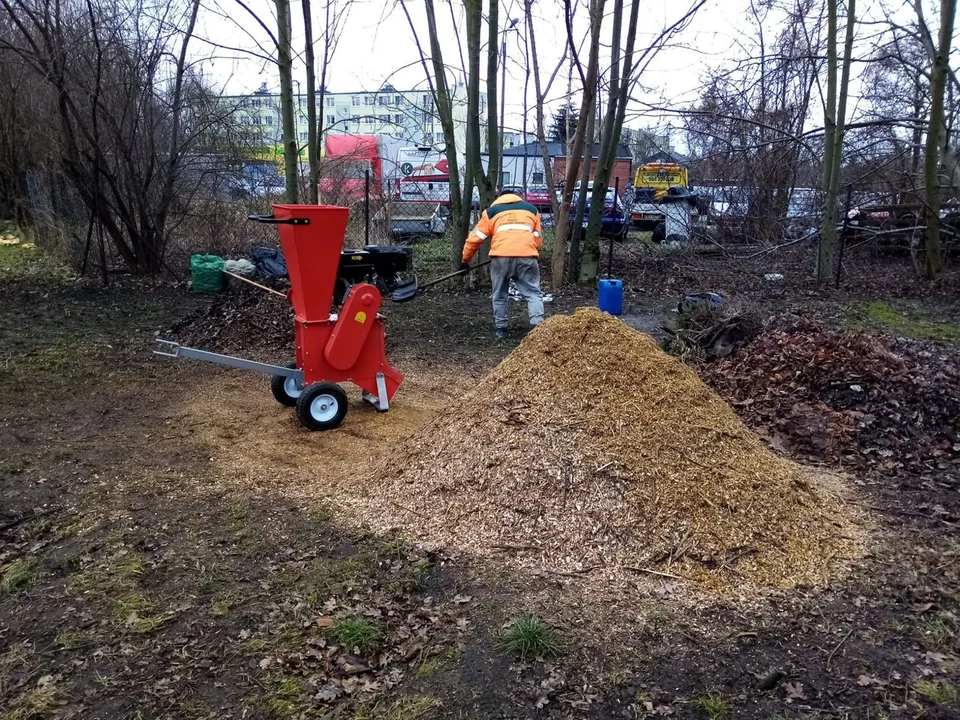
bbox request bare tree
[818,0,856,284]
[0,0,215,274]
[550,0,606,287]
[274,0,298,203]
[398,0,472,267]
[579,0,705,282]
[917,0,956,280]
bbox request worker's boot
[495,328,508,340]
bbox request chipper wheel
[271,362,304,407]
[296,383,348,431]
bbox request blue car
[570,186,627,238]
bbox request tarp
[249,246,288,278]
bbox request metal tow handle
[247,215,310,225]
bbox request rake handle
[222,270,288,299]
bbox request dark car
[570,186,627,238]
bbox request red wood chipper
[155,205,404,431]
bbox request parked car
[570,186,627,238]
[524,185,553,211]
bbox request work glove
[459,261,472,272]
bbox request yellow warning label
[354,311,367,324]
[351,255,363,260]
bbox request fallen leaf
[452,594,473,604]
[784,682,806,701]
[315,616,336,629]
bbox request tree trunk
[922,0,956,281]
[525,0,564,256]
[480,0,499,206]
[817,0,839,284]
[551,0,606,288]
[303,0,319,204]
[581,0,639,283]
[399,0,469,267]
[275,0,298,204]
[568,104,596,278]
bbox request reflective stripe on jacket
[462,193,543,262]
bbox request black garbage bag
[249,246,288,278]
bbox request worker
[462,189,544,339]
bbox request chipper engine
[155,205,405,431]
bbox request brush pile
[169,284,293,354]
[357,308,862,590]
[701,318,960,478]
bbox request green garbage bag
[191,254,225,293]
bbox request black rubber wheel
[270,362,303,407]
[651,221,666,243]
[295,382,348,431]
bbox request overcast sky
[191,0,942,145]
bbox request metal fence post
[364,169,370,246]
[607,177,619,279]
[835,183,853,289]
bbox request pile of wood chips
[357,308,863,592]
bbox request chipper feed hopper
[155,205,405,431]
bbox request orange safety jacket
[462,193,543,263]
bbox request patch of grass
[913,679,959,705]
[382,695,438,720]
[1,558,39,593]
[112,591,168,634]
[113,551,147,581]
[53,629,88,650]
[413,644,461,679]
[848,300,960,342]
[243,636,269,653]
[330,618,384,654]
[298,555,372,603]
[263,674,307,718]
[695,693,730,719]
[917,612,956,651]
[209,592,235,618]
[387,558,433,594]
[308,503,335,524]
[5,683,68,720]
[498,615,558,660]
[0,240,72,284]
[607,669,632,687]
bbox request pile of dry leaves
[350,308,863,591]
[701,315,960,478]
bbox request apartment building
[221,83,485,157]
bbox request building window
[421,93,429,107]
[378,96,389,105]
[533,172,544,183]
[424,133,433,144]
[265,116,273,125]
[502,172,512,185]
[352,96,360,106]
[327,114,335,125]
[300,132,309,142]
[395,95,403,105]
[394,114,402,125]
[326,96,335,107]
[364,96,374,105]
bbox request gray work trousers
[490,256,544,329]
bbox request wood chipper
[155,205,405,431]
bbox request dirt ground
[1,241,959,720]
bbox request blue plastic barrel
[598,278,624,316]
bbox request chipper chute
[390,258,492,303]
[155,205,406,432]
